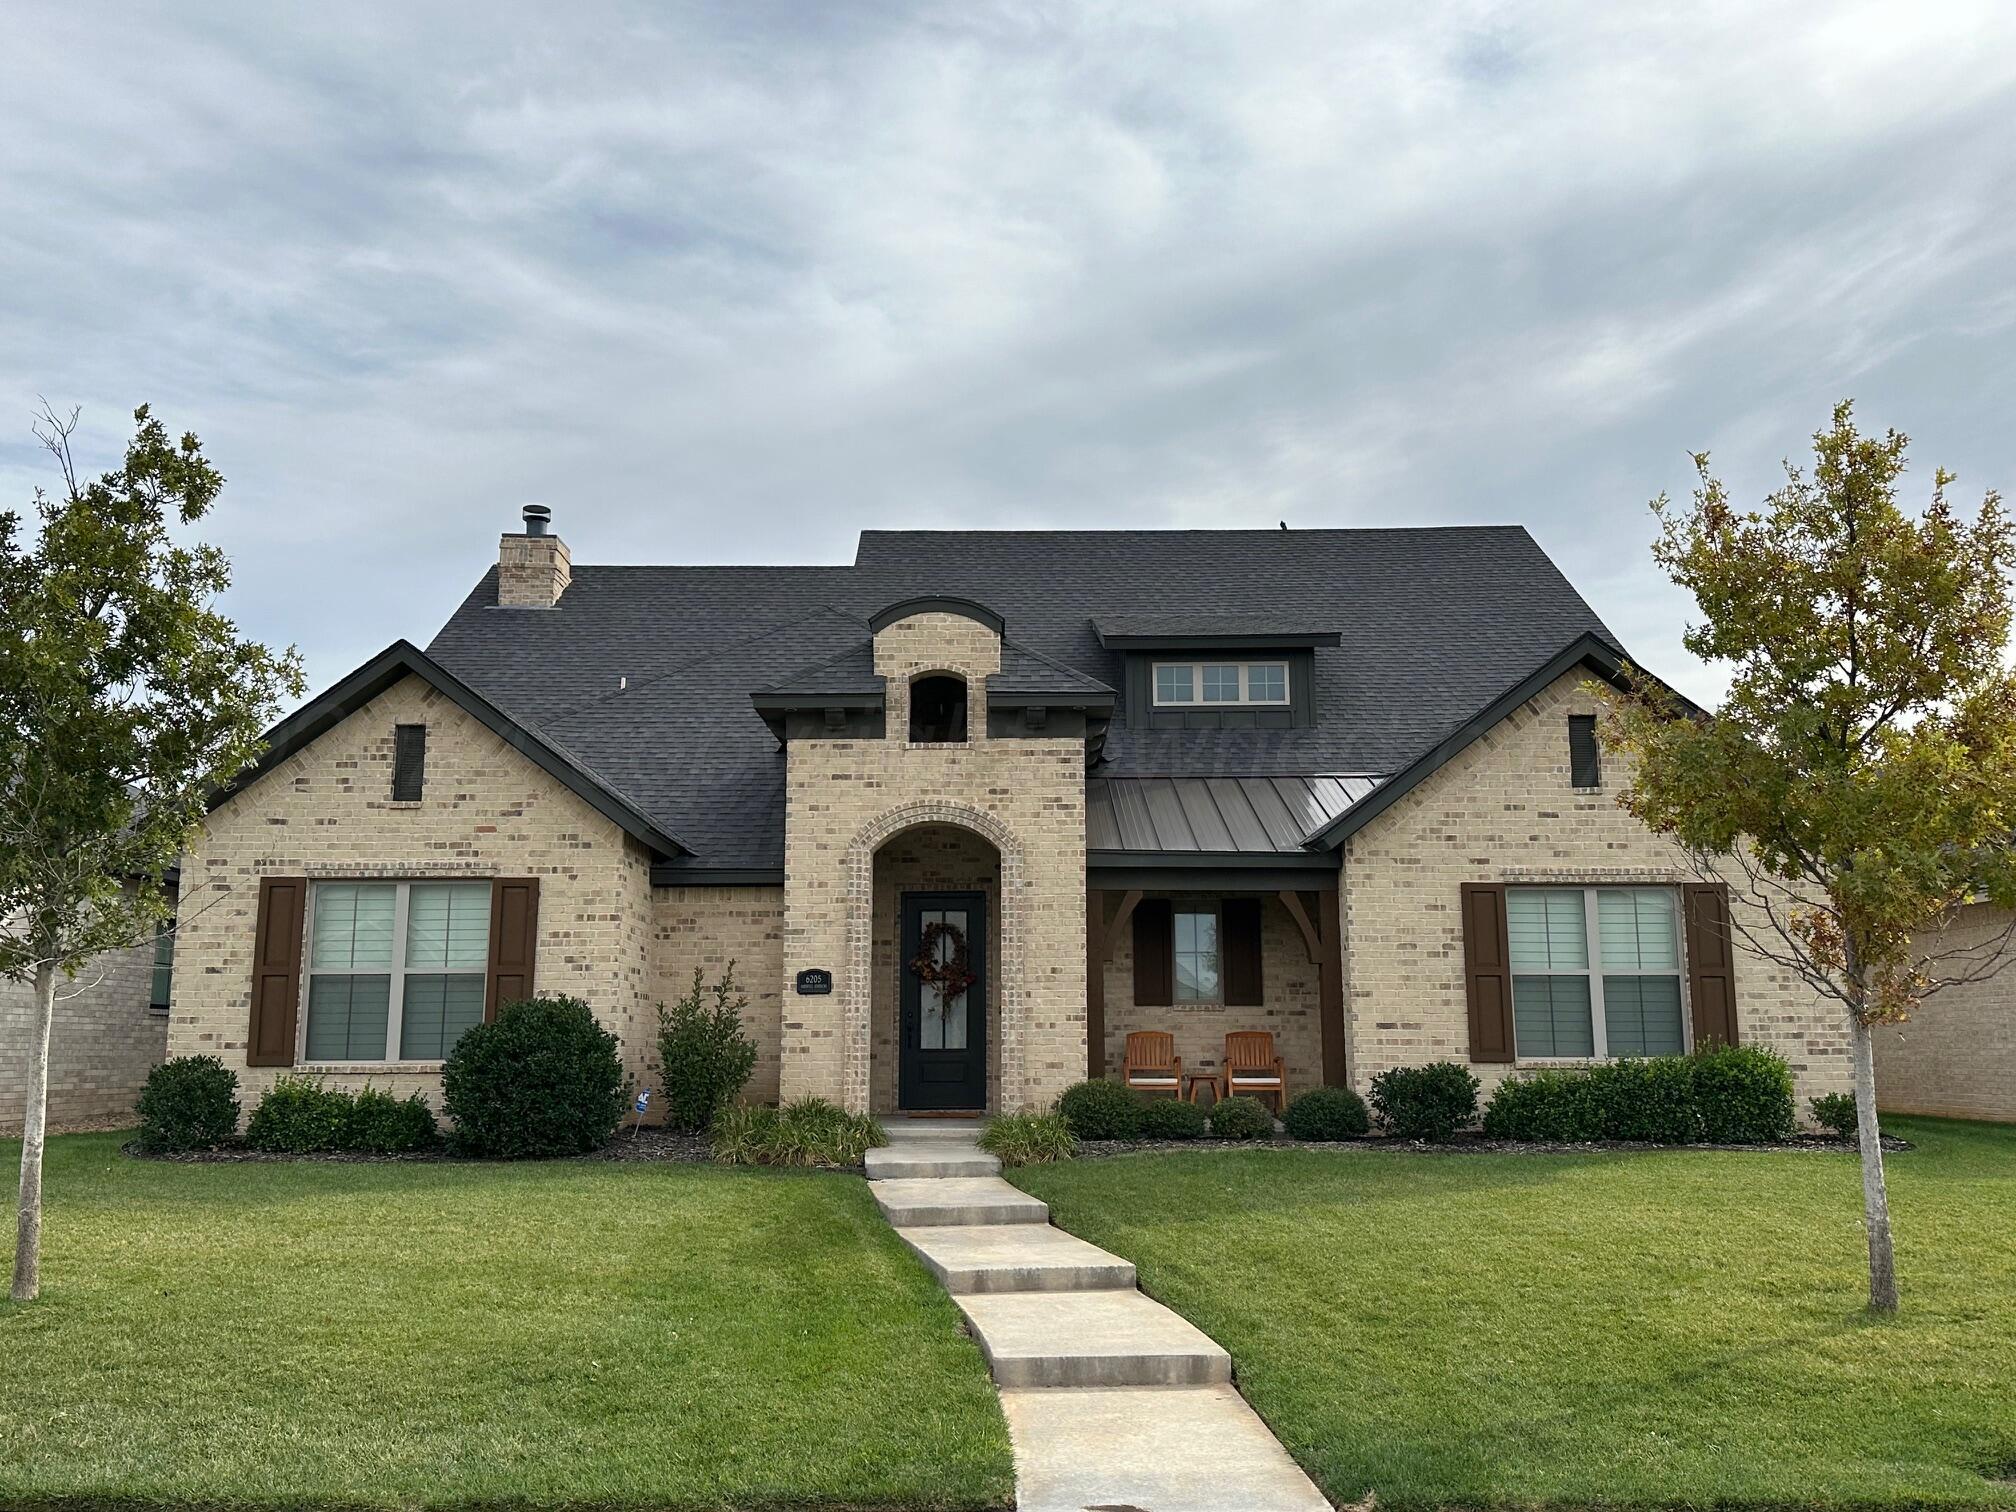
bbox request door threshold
[891,1110,985,1120]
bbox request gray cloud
[3,0,2011,704]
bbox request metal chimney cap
[520,504,552,537]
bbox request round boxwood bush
[442,996,627,1158]
[135,1055,239,1152]
[1809,1091,1860,1139]
[246,1076,353,1152]
[1056,1078,1144,1140]
[1282,1086,1370,1141]
[345,1086,439,1154]
[1136,1096,1208,1140]
[1481,1068,1603,1142]
[1369,1061,1480,1141]
[1208,1093,1275,1141]
[1692,1043,1796,1144]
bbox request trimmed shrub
[442,996,627,1158]
[246,1076,352,1153]
[711,1099,887,1166]
[1369,1061,1480,1141]
[1136,1096,1209,1140]
[135,1055,239,1152]
[1693,1043,1797,1144]
[1810,1091,1860,1139]
[1596,1057,1701,1144]
[1208,1094,1276,1141]
[979,1110,1076,1166]
[655,962,758,1134]
[345,1086,439,1154]
[1283,1086,1370,1141]
[1482,1068,1604,1142]
[1056,1078,1144,1140]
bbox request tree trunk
[1849,1012,1899,1314]
[11,959,56,1302]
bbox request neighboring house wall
[651,885,787,1106]
[0,939,164,1134]
[1342,670,1852,1106]
[170,674,656,1112]
[782,611,1088,1113]
[1097,891,1325,1091]
[1875,903,2016,1123]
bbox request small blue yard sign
[636,1088,652,1114]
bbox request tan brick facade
[1098,892,1324,1093]
[651,886,786,1106]
[1874,904,2016,1123]
[781,611,1088,1113]
[1341,670,1852,1107]
[1,937,164,1134]
[169,674,658,1112]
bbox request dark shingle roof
[422,527,1618,869]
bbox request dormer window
[909,674,969,742]
[1151,661,1290,708]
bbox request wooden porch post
[1283,888,1347,1087]
[1086,889,1106,1081]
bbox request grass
[1,1132,1012,1511]
[1013,1116,2016,1511]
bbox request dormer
[1093,615,1340,731]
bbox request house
[1875,905,2016,1123]
[1,916,174,1134]
[165,510,1851,1118]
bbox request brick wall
[170,674,657,1114]
[1342,670,1851,1106]
[651,886,786,1106]
[782,611,1088,1113]
[1875,903,2016,1122]
[1098,891,1323,1093]
[0,938,163,1133]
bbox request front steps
[869,1118,1329,1511]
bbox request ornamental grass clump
[712,1099,887,1167]
[654,962,758,1133]
[978,1110,1076,1166]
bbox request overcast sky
[3,2,2012,708]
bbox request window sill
[294,1060,447,1075]
[382,800,424,811]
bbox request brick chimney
[497,504,571,608]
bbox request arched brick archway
[841,801,1026,1113]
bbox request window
[1569,715,1601,788]
[1173,907,1220,1003]
[908,674,968,742]
[1151,661,1290,707]
[1508,887,1684,1058]
[149,921,174,1014]
[304,881,490,1062]
[392,724,427,801]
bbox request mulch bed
[1074,1131,1913,1159]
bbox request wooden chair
[1122,1030,1183,1098]
[1222,1031,1286,1112]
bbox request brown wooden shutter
[1223,898,1264,1006]
[1133,898,1173,1007]
[485,878,541,1020]
[246,876,306,1067]
[1459,882,1515,1062]
[1683,882,1739,1047]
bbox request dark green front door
[899,891,987,1111]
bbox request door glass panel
[918,909,970,1052]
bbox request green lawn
[1014,1117,2016,1511]
[1,1134,1012,1511]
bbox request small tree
[654,962,757,1133]
[0,404,302,1300]
[1603,402,2016,1313]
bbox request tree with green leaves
[1603,402,2016,1313]
[2,404,302,1302]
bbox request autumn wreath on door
[910,919,977,1006]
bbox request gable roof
[402,526,1618,873]
[215,640,691,859]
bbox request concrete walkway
[868,1120,1330,1512]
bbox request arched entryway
[841,803,1025,1114]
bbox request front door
[899,891,988,1111]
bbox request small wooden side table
[1182,1071,1219,1106]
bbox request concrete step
[869,1177,1048,1228]
[897,1223,1137,1294]
[956,1289,1233,1388]
[865,1146,1000,1180]
[1001,1385,1330,1512]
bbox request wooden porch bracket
[1277,889,1322,965]
[1104,889,1143,959]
